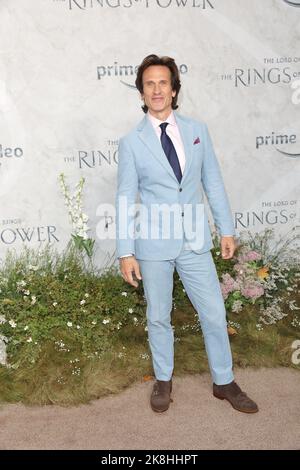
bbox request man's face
[141,65,176,118]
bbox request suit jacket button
[181,212,184,217]
[179,188,182,192]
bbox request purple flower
[220,274,236,300]
[241,284,264,300]
[238,250,262,263]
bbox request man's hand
[119,256,142,288]
[221,236,236,259]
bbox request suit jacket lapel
[174,112,194,184]
[138,115,178,182]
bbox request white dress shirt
[147,110,186,174]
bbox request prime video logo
[97,62,188,88]
[283,0,300,7]
[256,132,300,158]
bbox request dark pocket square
[193,137,200,145]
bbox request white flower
[28,265,38,271]
[76,325,80,329]
[232,300,243,313]
[228,320,241,329]
[67,322,73,327]
[84,293,89,298]
[128,308,133,314]
[53,302,58,307]
[80,299,86,305]
[133,317,138,323]
[0,315,6,325]
[121,292,128,297]
[102,319,110,325]
[140,353,150,360]
[23,290,30,296]
[291,317,300,328]
[259,302,288,325]
[24,326,29,331]
[31,296,37,305]
[9,320,17,328]
[26,337,32,343]
[92,321,97,325]
[59,174,91,238]
[289,300,300,311]
[77,230,88,239]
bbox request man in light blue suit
[116,55,258,414]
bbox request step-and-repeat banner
[0,0,299,267]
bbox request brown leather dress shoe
[150,379,173,413]
[213,381,258,413]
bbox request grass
[0,301,299,406]
[0,243,299,406]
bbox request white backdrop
[0,0,299,267]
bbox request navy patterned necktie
[159,122,182,183]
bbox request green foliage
[0,245,146,371]
[0,228,299,405]
[71,234,95,259]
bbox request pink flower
[234,263,245,274]
[221,285,230,300]
[220,274,236,300]
[241,284,264,300]
[245,251,262,261]
[238,250,262,263]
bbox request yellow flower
[257,266,269,279]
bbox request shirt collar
[147,110,176,129]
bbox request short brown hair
[135,54,181,113]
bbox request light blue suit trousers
[137,239,234,385]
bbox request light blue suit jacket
[115,112,235,260]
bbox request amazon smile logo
[283,0,300,7]
[276,148,300,158]
[256,132,300,158]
